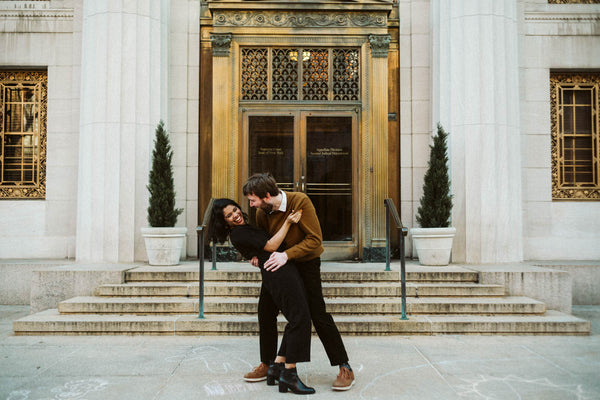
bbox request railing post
[211,241,217,270]
[384,198,408,321]
[400,226,408,320]
[385,201,391,272]
[197,226,205,319]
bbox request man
[241,172,355,391]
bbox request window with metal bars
[241,47,360,102]
[0,71,47,199]
[550,72,600,200]
[548,1,600,4]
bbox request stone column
[431,0,523,263]
[369,34,391,252]
[210,32,233,198]
[76,0,169,262]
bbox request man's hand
[264,252,288,272]
[249,256,259,268]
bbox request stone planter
[410,227,456,266]
[141,227,187,266]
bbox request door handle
[301,175,305,192]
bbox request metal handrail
[384,198,408,320]
[196,198,216,319]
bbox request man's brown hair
[243,173,280,198]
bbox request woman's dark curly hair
[208,198,249,243]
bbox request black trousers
[259,261,311,364]
[259,257,349,366]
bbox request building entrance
[242,110,358,258]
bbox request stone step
[58,296,545,315]
[125,267,479,283]
[13,309,590,336]
[95,281,505,297]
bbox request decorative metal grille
[333,49,360,101]
[241,48,269,100]
[550,72,600,200]
[0,71,47,199]
[302,48,328,101]
[272,49,298,101]
[241,47,360,102]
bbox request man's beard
[260,202,273,214]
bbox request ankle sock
[339,362,352,371]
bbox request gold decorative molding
[213,11,387,27]
[0,70,47,200]
[550,72,600,200]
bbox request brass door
[242,110,358,259]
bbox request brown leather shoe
[332,366,355,391]
[243,362,269,382]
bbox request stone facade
[0,0,599,262]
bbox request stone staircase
[12,262,591,336]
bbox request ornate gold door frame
[205,1,393,260]
[241,108,359,259]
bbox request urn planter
[410,227,456,266]
[141,227,187,266]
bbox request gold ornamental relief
[550,72,600,201]
[0,71,47,200]
[214,11,387,28]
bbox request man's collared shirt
[276,190,287,213]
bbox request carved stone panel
[368,34,391,58]
[214,11,387,28]
[210,33,233,57]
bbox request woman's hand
[286,209,302,224]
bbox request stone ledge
[0,260,74,305]
[30,263,141,313]
[13,310,590,336]
[462,263,572,313]
[534,261,600,305]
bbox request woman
[209,198,315,395]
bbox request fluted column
[431,0,523,263]
[369,34,391,247]
[76,0,169,262]
[210,33,233,198]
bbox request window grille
[302,48,328,101]
[0,71,47,199]
[550,72,600,200]
[548,1,600,4]
[241,48,269,101]
[272,48,298,101]
[241,47,360,102]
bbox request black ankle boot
[278,367,316,395]
[266,362,284,386]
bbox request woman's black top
[229,224,278,267]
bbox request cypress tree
[147,120,183,227]
[416,123,453,228]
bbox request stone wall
[0,1,80,259]
[520,1,600,260]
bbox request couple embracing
[209,173,354,395]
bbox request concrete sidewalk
[1,306,599,400]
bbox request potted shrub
[410,123,455,266]
[141,121,186,266]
